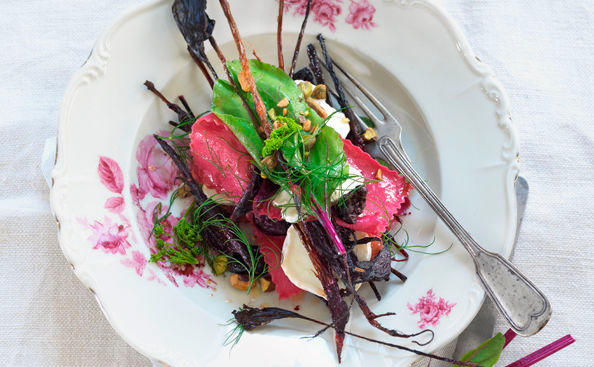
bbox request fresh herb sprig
[150,192,267,292]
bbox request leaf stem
[505,334,575,367]
[503,328,517,349]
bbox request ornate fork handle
[379,136,551,336]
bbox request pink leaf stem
[505,334,575,367]
[503,329,517,349]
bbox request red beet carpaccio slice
[251,224,303,299]
[189,113,251,203]
[336,139,412,235]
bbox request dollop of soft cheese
[282,225,372,298]
[272,190,300,223]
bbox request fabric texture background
[0,0,592,366]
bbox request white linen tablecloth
[1,0,592,365]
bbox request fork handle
[378,136,551,336]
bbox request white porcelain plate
[51,0,519,366]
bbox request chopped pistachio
[341,117,350,124]
[305,97,328,119]
[273,121,282,130]
[282,108,288,116]
[259,276,275,292]
[311,84,327,99]
[302,119,312,131]
[213,255,228,275]
[298,81,313,98]
[277,97,289,108]
[268,108,276,121]
[375,168,383,181]
[177,184,191,198]
[303,135,316,150]
[304,110,309,116]
[261,155,278,170]
[363,127,378,141]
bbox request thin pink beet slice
[189,113,252,203]
[336,139,412,235]
[251,223,303,299]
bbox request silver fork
[323,60,551,336]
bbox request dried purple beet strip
[288,0,313,77]
[390,267,407,282]
[368,281,382,301]
[316,34,365,149]
[230,167,262,221]
[144,81,192,125]
[187,46,215,88]
[353,292,433,345]
[292,67,315,83]
[307,44,325,85]
[332,185,367,224]
[178,95,194,119]
[231,305,478,366]
[352,246,391,283]
[172,0,218,80]
[295,222,349,362]
[252,214,290,236]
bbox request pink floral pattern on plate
[345,0,376,30]
[78,145,215,290]
[78,216,131,255]
[282,0,376,32]
[408,289,456,329]
[136,134,178,200]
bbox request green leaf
[308,125,349,204]
[213,58,349,209]
[226,59,308,119]
[211,79,264,161]
[454,333,505,367]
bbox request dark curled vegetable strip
[153,135,251,265]
[230,166,262,221]
[288,0,313,77]
[316,34,365,149]
[332,185,367,224]
[144,81,192,129]
[231,305,479,367]
[172,0,218,79]
[252,214,290,236]
[295,222,349,362]
[292,67,315,83]
[307,44,326,85]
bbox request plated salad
[142,0,467,364]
